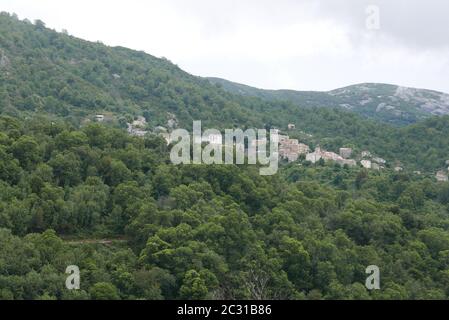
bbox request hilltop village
[122,117,390,171]
[277,128,385,170]
[96,115,449,181]
[277,127,449,182]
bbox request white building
[321,151,343,162]
[306,152,322,164]
[436,171,449,182]
[306,146,358,167]
[361,160,372,169]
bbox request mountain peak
[209,78,449,125]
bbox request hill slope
[2,12,449,301]
[2,113,449,300]
[208,78,449,125]
[0,13,274,129]
[1,12,449,171]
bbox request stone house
[436,170,449,182]
[321,151,343,162]
[306,147,346,165]
[279,138,309,162]
[339,148,353,159]
[306,151,322,164]
[361,160,372,169]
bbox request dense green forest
[1,12,449,300]
[0,116,449,299]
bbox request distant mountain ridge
[208,78,449,125]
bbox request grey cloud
[313,0,449,49]
[2,0,449,92]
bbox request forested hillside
[0,12,272,129]
[1,116,449,299]
[1,13,449,172]
[1,12,449,300]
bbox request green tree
[180,270,209,300]
[90,282,120,300]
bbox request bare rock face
[209,78,449,125]
[395,86,449,116]
[0,49,10,68]
[330,84,449,123]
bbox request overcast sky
[2,0,449,92]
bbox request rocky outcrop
[208,78,449,125]
[395,86,449,116]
